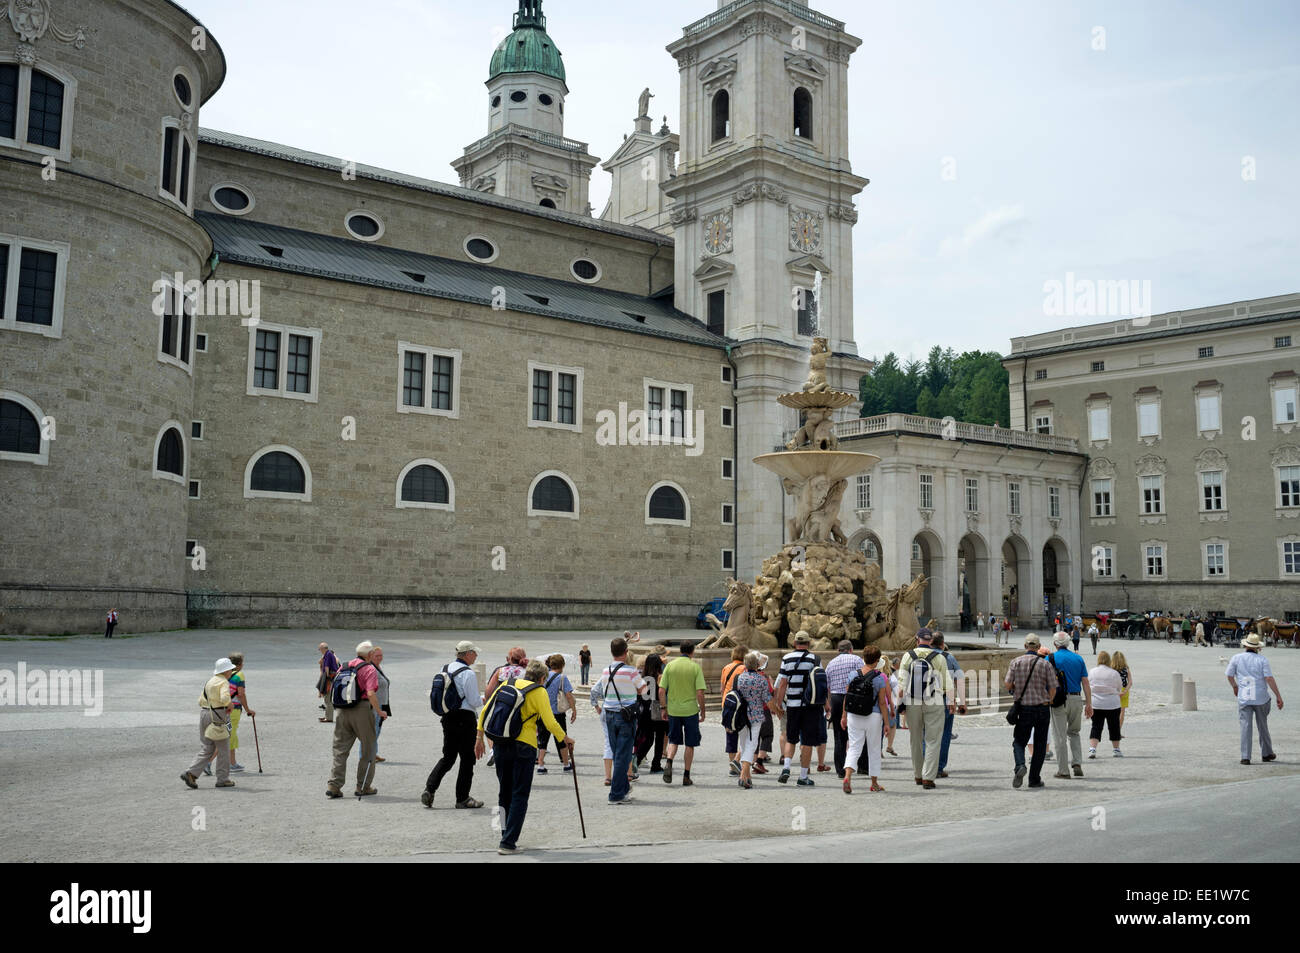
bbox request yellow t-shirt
[478,678,567,750]
[199,675,231,710]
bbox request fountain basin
[777,390,857,411]
[753,449,880,483]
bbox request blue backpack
[430,662,469,716]
[482,680,544,743]
[721,681,750,732]
[331,661,374,709]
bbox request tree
[859,348,1009,425]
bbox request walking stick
[251,713,263,773]
[569,747,586,839]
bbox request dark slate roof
[1005,309,1300,360]
[197,213,725,349]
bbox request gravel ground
[0,628,1293,862]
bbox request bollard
[1182,679,1198,711]
[1171,672,1184,705]
[474,662,486,686]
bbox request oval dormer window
[571,258,600,283]
[491,94,501,108]
[345,212,383,241]
[464,237,498,263]
[211,185,252,215]
[510,90,527,103]
[173,71,193,108]
[538,93,554,106]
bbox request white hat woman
[182,658,237,789]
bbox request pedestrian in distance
[927,633,966,778]
[660,640,707,786]
[1195,618,1209,647]
[841,645,890,794]
[1004,634,1057,789]
[423,641,485,809]
[1048,633,1091,779]
[368,645,391,764]
[735,651,773,789]
[181,658,237,789]
[318,642,340,723]
[1226,633,1283,764]
[826,639,866,779]
[1113,650,1133,729]
[1087,650,1124,758]
[897,628,953,789]
[720,646,747,777]
[1088,621,1100,655]
[579,644,592,686]
[535,654,576,774]
[634,651,668,773]
[325,641,386,799]
[600,636,649,803]
[104,607,118,639]
[1070,621,1081,653]
[771,631,829,786]
[976,612,986,639]
[475,659,573,854]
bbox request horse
[699,579,779,651]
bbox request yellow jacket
[478,678,567,750]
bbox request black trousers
[426,709,477,802]
[104,622,116,638]
[758,709,774,752]
[1012,704,1051,784]
[535,711,568,759]
[829,694,869,774]
[635,716,666,768]
[1089,708,1122,742]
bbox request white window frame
[158,117,197,212]
[1281,538,1300,577]
[526,469,580,520]
[1202,540,1228,580]
[1049,485,1061,519]
[246,323,322,403]
[0,56,76,163]
[395,458,456,511]
[151,420,187,484]
[964,477,979,513]
[195,332,208,353]
[1140,474,1164,515]
[1143,541,1166,579]
[209,182,255,217]
[1137,397,1161,439]
[1199,470,1225,512]
[1033,412,1053,435]
[188,479,201,500]
[721,458,734,480]
[191,420,204,441]
[919,472,934,510]
[1092,543,1114,580]
[1278,465,1300,509]
[155,273,196,374]
[721,549,735,572]
[1088,404,1110,443]
[527,360,583,432]
[344,210,385,243]
[856,473,871,511]
[721,405,733,429]
[1008,481,1021,516]
[243,445,313,502]
[645,480,691,527]
[1196,390,1222,435]
[0,234,69,338]
[1272,380,1298,430]
[643,378,695,442]
[569,257,602,284]
[1091,478,1113,517]
[721,502,735,525]
[0,390,50,465]
[397,342,461,419]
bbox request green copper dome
[489,1,566,83]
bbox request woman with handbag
[181,658,237,789]
[635,652,668,773]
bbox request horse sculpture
[862,574,928,652]
[699,579,780,651]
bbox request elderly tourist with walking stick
[181,658,238,790]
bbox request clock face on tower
[703,208,733,255]
[789,208,823,254]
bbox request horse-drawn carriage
[1214,617,1247,645]
[1107,611,1150,639]
[1269,621,1300,647]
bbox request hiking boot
[355,787,378,797]
[662,762,673,784]
[796,777,815,786]
[921,780,936,789]
[778,769,791,784]
[1013,765,1026,788]
[326,786,342,799]
[180,772,198,789]
[1072,764,1084,777]
[1263,754,1278,762]
[215,780,235,788]
[1054,772,1071,779]
[456,797,484,809]
[420,789,434,808]
[1241,759,1251,765]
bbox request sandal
[753,762,768,774]
[604,779,611,786]
[842,778,852,794]
[817,765,832,773]
[870,782,885,792]
[886,748,897,756]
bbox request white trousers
[845,711,883,777]
[740,722,762,763]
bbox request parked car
[695,597,729,629]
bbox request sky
[184,0,1300,363]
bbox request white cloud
[938,204,1027,258]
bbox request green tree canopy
[859,349,1010,427]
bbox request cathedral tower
[665,0,873,579]
[453,0,600,215]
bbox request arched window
[396,460,454,510]
[154,425,184,481]
[646,482,689,525]
[0,59,76,159]
[539,198,557,209]
[0,394,47,463]
[793,87,813,139]
[245,446,311,500]
[528,471,578,519]
[711,89,730,142]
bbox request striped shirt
[825,653,861,695]
[776,650,818,708]
[599,661,649,710]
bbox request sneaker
[487,753,495,767]
[950,733,958,741]
[682,776,693,787]
[180,771,198,789]
[564,763,574,772]
[326,786,342,799]
[729,761,741,776]
[611,795,634,805]
[1054,772,1071,779]
[536,766,548,775]
[215,780,235,788]
[420,789,434,808]
[778,769,791,784]
[1088,748,1097,759]
[1241,758,1251,765]
[1027,780,1046,789]
[649,766,663,774]
[1072,764,1084,777]
[355,787,378,797]
[456,797,484,809]
[230,764,245,772]
[1112,748,1123,757]
[1013,764,1026,788]
[662,762,673,784]
[1263,754,1278,762]
[497,844,519,855]
[796,777,815,786]
[630,772,640,782]
[202,764,212,777]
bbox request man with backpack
[421,641,484,809]
[896,628,953,789]
[326,641,386,799]
[771,632,829,786]
[928,633,966,778]
[475,659,574,854]
[660,640,706,786]
[1049,632,1092,779]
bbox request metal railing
[683,0,845,36]
[785,413,1081,452]
[463,123,589,155]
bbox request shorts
[667,714,701,747]
[725,730,738,753]
[784,705,825,747]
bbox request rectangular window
[669,388,686,438]
[1197,346,1214,359]
[26,70,64,149]
[190,421,203,440]
[1094,546,1113,578]
[919,472,934,509]
[1141,475,1163,514]
[185,540,197,558]
[179,137,192,206]
[856,474,871,510]
[0,64,17,140]
[156,281,194,371]
[1275,336,1291,349]
[796,289,814,336]
[1008,482,1021,516]
[160,121,194,208]
[1091,361,1105,373]
[965,477,979,513]
[1138,400,1160,437]
[1275,386,1297,425]
[1200,470,1224,511]
[1145,544,1165,578]
[643,378,692,441]
[1197,393,1221,432]
[1088,406,1110,442]
[0,242,7,314]
[1281,466,1300,507]
[403,351,425,407]
[722,458,734,480]
[398,344,460,416]
[558,372,577,425]
[248,323,321,401]
[529,362,583,430]
[1205,542,1225,576]
[532,369,551,422]
[1034,414,1052,435]
[721,406,733,428]
[1284,541,1300,575]
[1034,369,1047,381]
[431,355,454,412]
[721,364,732,383]
[162,126,178,195]
[188,480,200,500]
[722,549,735,572]
[1049,486,1061,519]
[707,290,726,336]
[1092,479,1112,517]
[647,386,663,437]
[1,236,67,337]
[721,503,734,525]
[17,248,57,326]
[195,332,207,352]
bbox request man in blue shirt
[1049,632,1092,778]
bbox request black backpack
[844,670,881,716]
[1050,653,1068,708]
[331,661,374,709]
[798,651,828,706]
[721,681,750,732]
[482,680,545,743]
[430,662,469,716]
